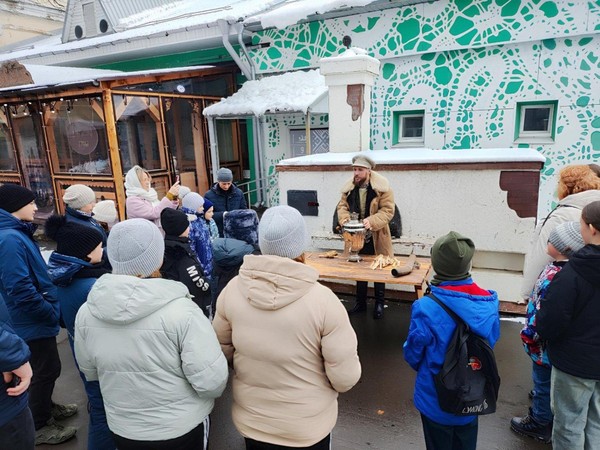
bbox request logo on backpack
[428,293,501,416]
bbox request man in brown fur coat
[337,155,395,319]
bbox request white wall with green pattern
[248,0,599,216]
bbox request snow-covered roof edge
[277,148,547,166]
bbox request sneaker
[51,402,78,421]
[510,409,552,444]
[35,418,77,445]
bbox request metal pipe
[207,116,219,184]
[217,19,252,80]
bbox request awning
[203,69,328,118]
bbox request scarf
[124,166,159,205]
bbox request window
[393,110,425,146]
[515,101,557,142]
[289,128,329,157]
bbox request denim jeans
[0,406,35,450]
[531,362,553,424]
[551,367,600,450]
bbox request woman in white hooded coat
[74,218,228,450]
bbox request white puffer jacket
[74,274,228,441]
[520,189,600,299]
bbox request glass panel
[10,108,55,217]
[289,128,329,157]
[402,116,424,138]
[48,98,111,174]
[216,120,235,162]
[0,108,17,172]
[114,95,165,172]
[119,76,229,96]
[523,107,551,132]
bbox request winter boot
[373,282,385,319]
[35,418,77,445]
[51,402,78,421]
[348,282,368,314]
[510,408,552,444]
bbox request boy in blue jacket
[403,231,500,450]
[0,184,77,445]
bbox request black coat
[161,236,211,317]
[537,244,600,379]
[204,183,247,236]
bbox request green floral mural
[248,0,599,213]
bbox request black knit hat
[0,184,36,213]
[161,208,189,237]
[45,215,103,261]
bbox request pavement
[39,299,549,450]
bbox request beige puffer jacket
[212,254,361,447]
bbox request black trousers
[0,406,35,450]
[420,414,478,450]
[111,417,208,450]
[356,238,385,304]
[27,337,61,430]
[245,434,331,450]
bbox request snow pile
[246,0,376,29]
[203,69,327,117]
[68,159,110,174]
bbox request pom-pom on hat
[224,209,259,247]
[182,192,204,211]
[107,219,164,277]
[352,154,375,170]
[92,200,117,224]
[216,167,233,183]
[161,208,190,237]
[548,221,585,257]
[258,205,308,259]
[63,184,96,210]
[0,184,36,213]
[431,231,475,282]
[45,215,103,261]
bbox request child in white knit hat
[92,200,118,233]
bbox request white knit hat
[92,200,117,224]
[548,221,585,257]
[178,185,191,200]
[182,192,204,211]
[258,205,309,259]
[63,184,96,210]
[107,219,164,277]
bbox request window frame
[392,110,425,147]
[514,100,558,143]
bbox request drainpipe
[217,19,266,206]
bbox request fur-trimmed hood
[341,170,390,194]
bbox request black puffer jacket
[537,244,600,379]
[160,236,211,317]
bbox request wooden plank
[305,252,431,289]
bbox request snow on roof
[277,148,547,166]
[246,0,376,30]
[0,64,214,93]
[203,69,327,117]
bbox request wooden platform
[305,252,432,298]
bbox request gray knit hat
[258,205,309,259]
[107,219,164,277]
[63,184,96,210]
[548,221,585,257]
[178,185,191,200]
[92,200,117,224]
[216,168,233,183]
[182,192,204,211]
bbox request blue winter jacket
[0,209,59,342]
[65,206,107,246]
[47,253,101,340]
[204,182,247,236]
[403,280,500,426]
[0,298,31,428]
[182,208,213,280]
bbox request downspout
[217,19,266,206]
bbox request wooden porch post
[102,88,126,220]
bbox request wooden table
[305,252,432,298]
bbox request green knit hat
[431,231,475,283]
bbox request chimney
[319,45,380,153]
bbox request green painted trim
[514,100,558,141]
[392,109,425,145]
[95,46,237,71]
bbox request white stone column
[319,49,380,153]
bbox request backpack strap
[427,292,469,332]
